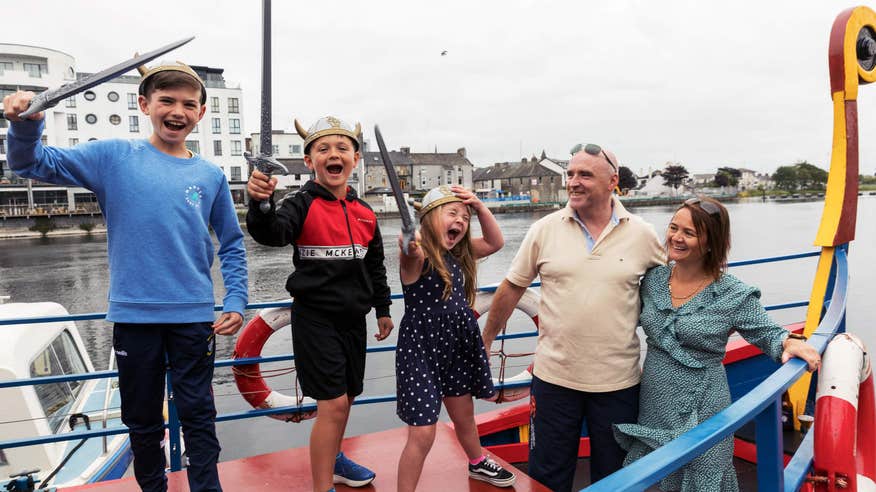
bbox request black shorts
[291,306,367,400]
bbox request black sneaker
[468,457,516,487]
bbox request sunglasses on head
[570,143,617,173]
[684,197,721,217]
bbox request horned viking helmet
[295,116,362,153]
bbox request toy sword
[17,37,195,118]
[374,124,416,254]
[245,0,288,213]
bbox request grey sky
[6,0,875,175]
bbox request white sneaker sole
[333,474,375,487]
[469,471,517,487]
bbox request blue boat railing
[0,249,827,490]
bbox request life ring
[473,288,540,402]
[812,333,876,490]
[232,306,317,422]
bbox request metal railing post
[755,395,784,490]
[166,373,183,471]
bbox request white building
[0,43,247,211]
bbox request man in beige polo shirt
[483,144,664,491]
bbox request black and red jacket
[246,180,391,320]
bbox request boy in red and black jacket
[246,116,393,492]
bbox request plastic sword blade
[374,124,416,254]
[247,0,287,213]
[18,37,196,118]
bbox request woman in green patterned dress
[614,197,821,491]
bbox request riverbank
[0,226,108,240]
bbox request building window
[0,114,7,128]
[231,140,242,156]
[65,96,76,108]
[228,97,239,113]
[211,118,221,134]
[211,96,220,113]
[127,93,137,110]
[272,144,279,155]
[185,140,200,154]
[292,144,301,155]
[0,61,12,74]
[128,115,139,132]
[23,62,46,77]
[446,170,453,185]
[83,91,96,101]
[0,138,5,154]
[85,114,97,124]
[109,114,121,125]
[0,88,14,100]
[231,166,241,181]
[458,174,463,185]
[67,114,78,131]
[229,118,240,134]
[107,91,119,102]
[69,138,79,147]
[213,140,222,156]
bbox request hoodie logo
[185,185,204,207]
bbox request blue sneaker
[333,451,375,487]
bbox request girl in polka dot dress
[395,185,515,490]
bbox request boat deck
[60,423,547,491]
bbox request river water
[1,197,874,461]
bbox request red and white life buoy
[473,288,540,403]
[812,333,876,491]
[232,307,317,422]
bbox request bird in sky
[441,50,447,56]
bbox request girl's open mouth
[327,164,344,175]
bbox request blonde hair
[418,204,477,306]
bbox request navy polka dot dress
[396,254,496,426]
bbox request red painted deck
[60,423,548,491]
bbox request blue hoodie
[7,119,248,323]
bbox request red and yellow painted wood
[788,5,874,429]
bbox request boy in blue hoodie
[3,62,247,492]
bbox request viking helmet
[415,185,464,220]
[295,116,362,153]
[137,60,206,104]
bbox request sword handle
[17,91,51,119]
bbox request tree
[617,166,637,193]
[772,166,798,191]
[794,161,828,189]
[662,165,689,193]
[715,167,741,187]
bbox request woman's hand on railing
[781,336,821,371]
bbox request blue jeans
[528,375,639,491]
[114,322,221,492]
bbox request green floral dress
[614,265,787,491]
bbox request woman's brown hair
[676,196,731,280]
[418,204,478,306]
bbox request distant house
[738,168,773,190]
[363,146,473,194]
[473,154,566,203]
[691,173,716,187]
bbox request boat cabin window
[29,330,88,432]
